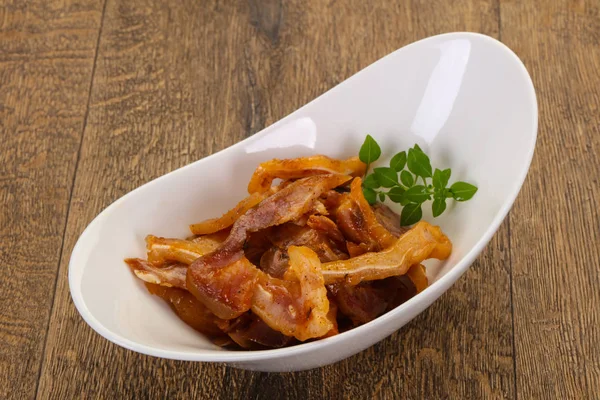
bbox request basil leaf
[390,151,407,171]
[362,174,380,189]
[363,187,377,205]
[388,187,405,203]
[401,203,422,226]
[450,182,478,201]
[400,170,414,187]
[403,185,430,203]
[373,167,399,188]
[432,196,447,217]
[378,192,386,202]
[433,168,451,190]
[359,135,381,165]
[407,148,432,178]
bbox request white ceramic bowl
[69,32,537,372]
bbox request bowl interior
[69,33,536,359]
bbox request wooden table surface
[1,0,599,399]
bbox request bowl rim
[68,31,538,363]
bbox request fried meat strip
[217,174,352,264]
[146,234,224,265]
[252,246,333,341]
[189,192,266,235]
[321,221,452,285]
[248,155,365,194]
[321,298,339,338]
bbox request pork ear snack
[126,137,477,350]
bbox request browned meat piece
[335,196,378,250]
[328,282,388,325]
[371,203,409,237]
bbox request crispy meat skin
[146,234,223,265]
[189,192,267,235]
[321,221,452,285]
[248,155,365,194]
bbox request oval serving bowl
[69,32,537,372]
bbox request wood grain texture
[0,0,592,399]
[500,1,600,398]
[35,1,514,399]
[0,1,104,399]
